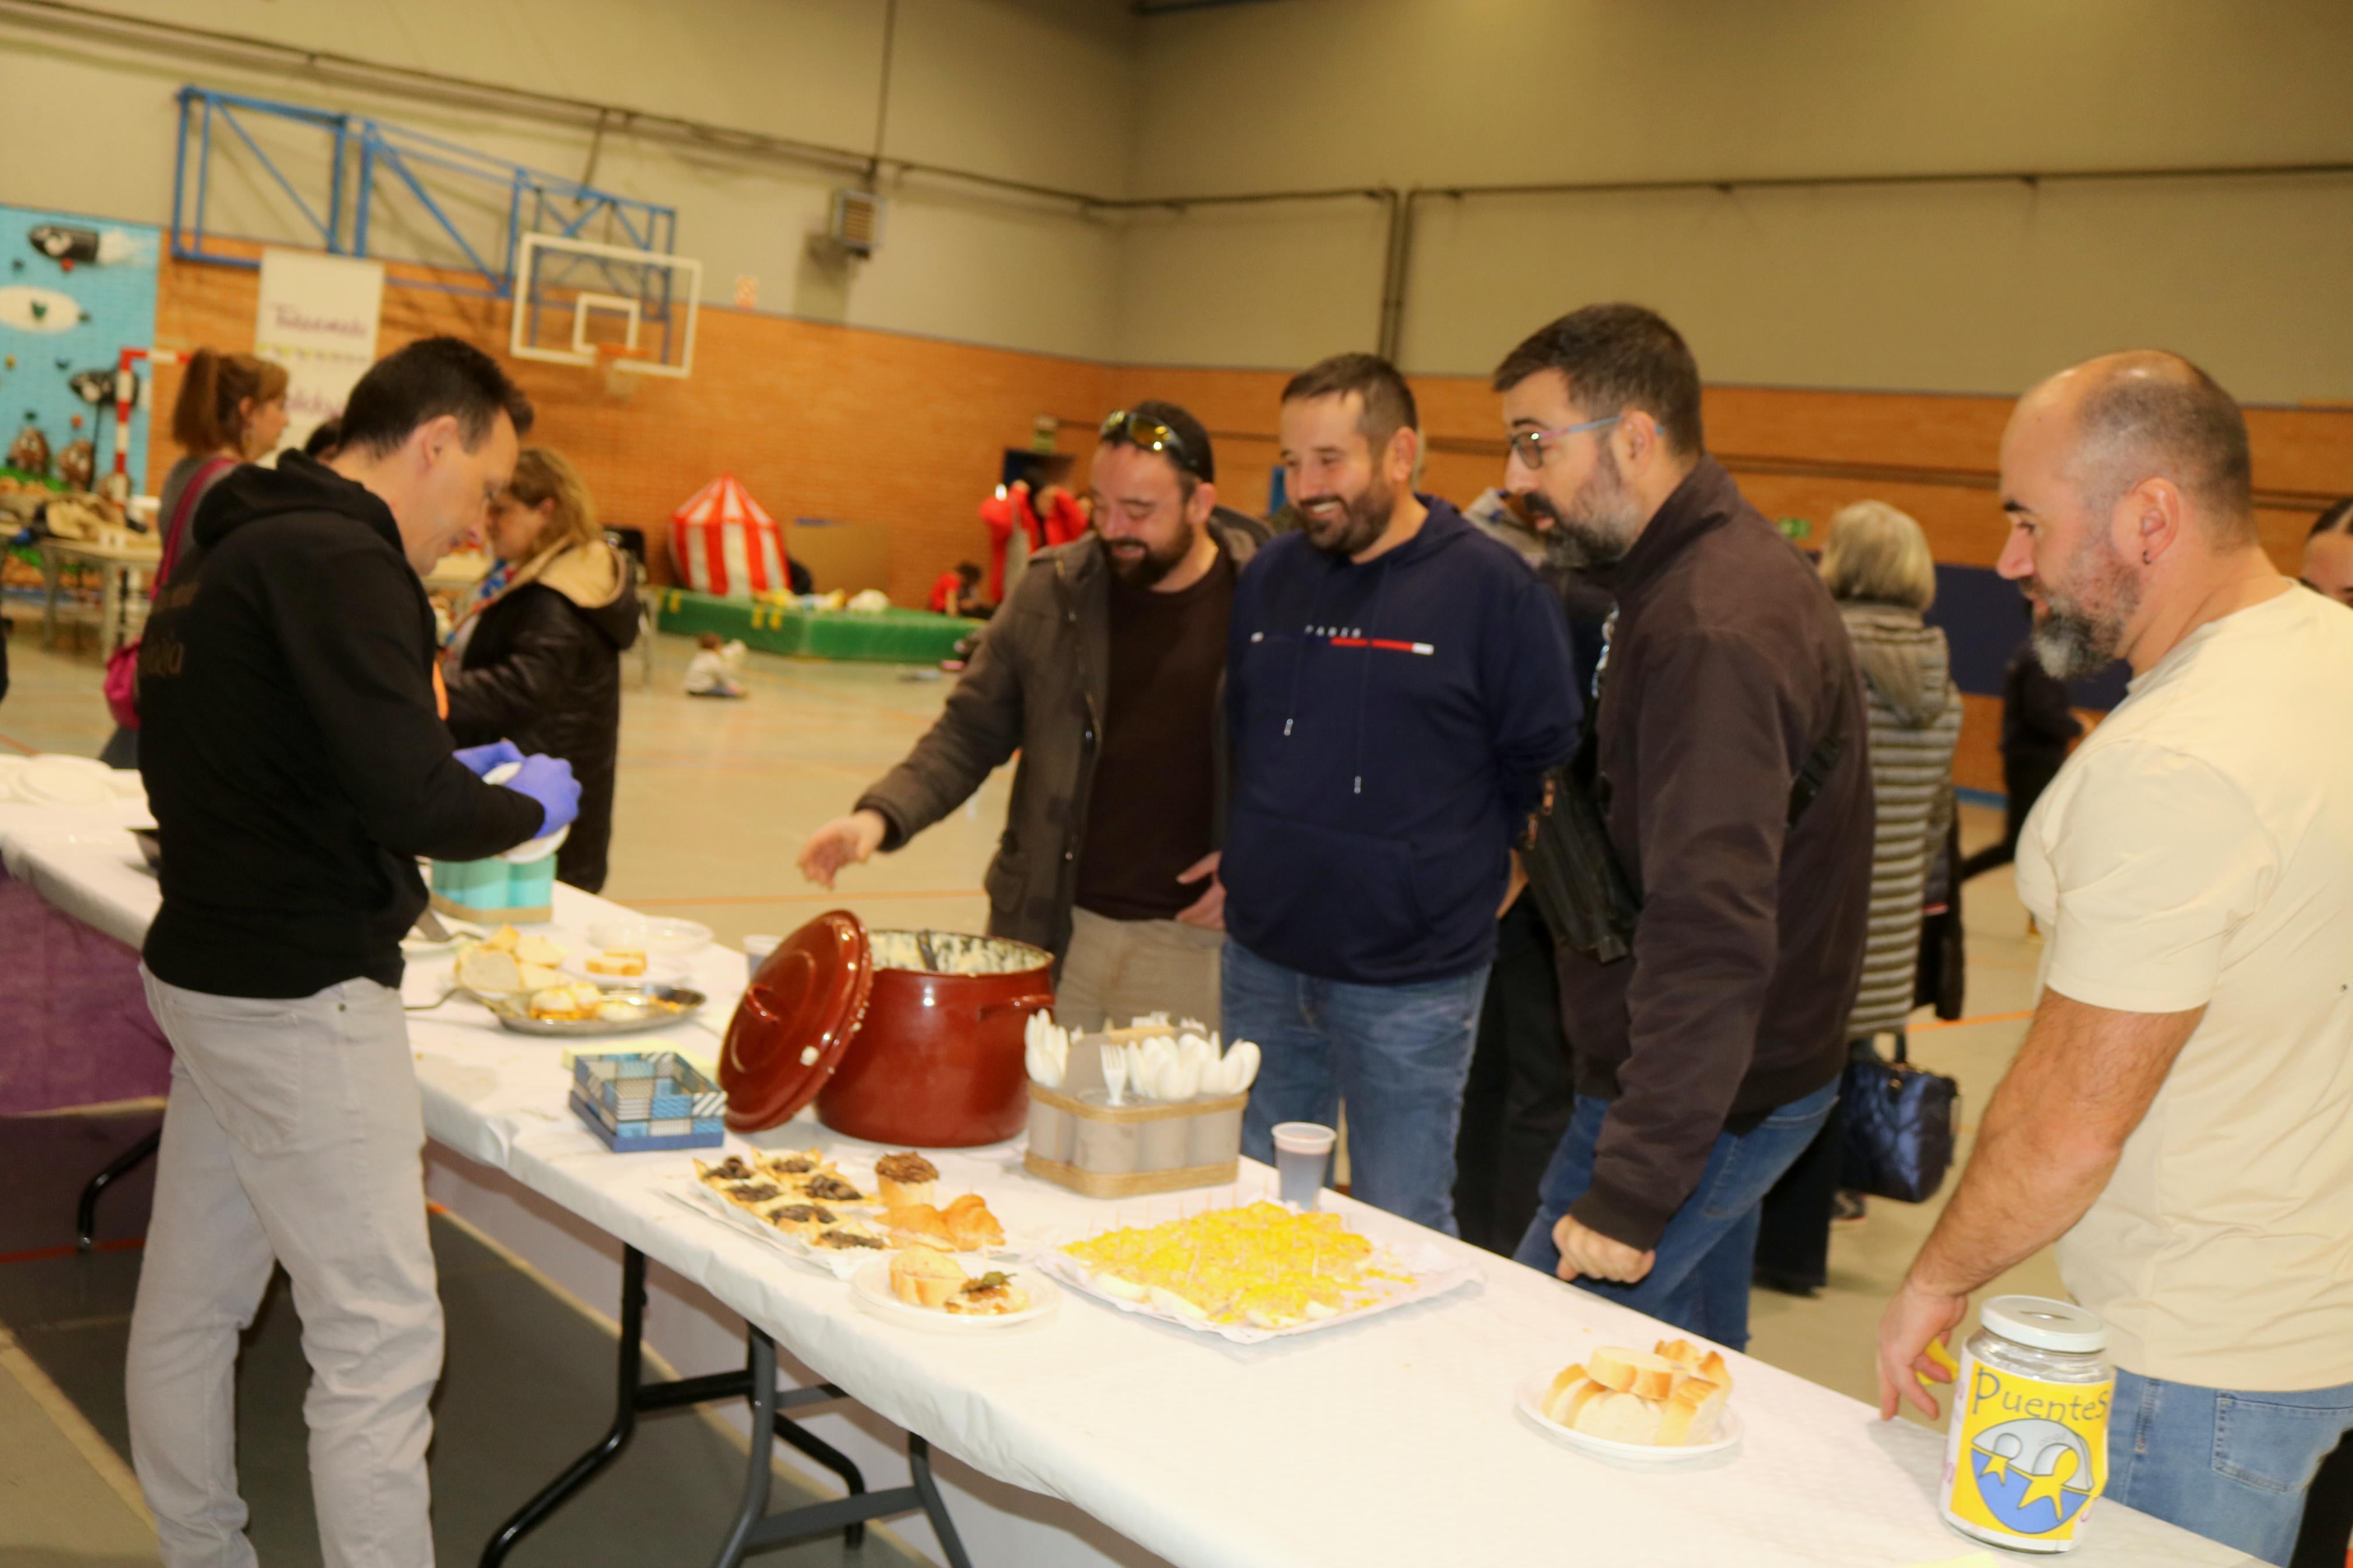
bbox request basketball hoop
[595,342,647,400]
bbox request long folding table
[0,796,2256,1568]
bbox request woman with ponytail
[100,350,289,765]
[158,349,288,548]
[442,447,639,891]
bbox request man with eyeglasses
[1220,352,1581,1233]
[800,401,1259,1029]
[1497,304,1873,1350]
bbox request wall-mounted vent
[829,189,887,257]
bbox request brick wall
[150,250,1115,609]
[152,254,2350,792]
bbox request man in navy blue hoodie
[1222,353,1581,1232]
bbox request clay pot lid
[719,909,874,1133]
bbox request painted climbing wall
[0,202,159,490]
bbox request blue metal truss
[169,86,677,299]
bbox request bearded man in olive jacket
[800,401,1259,1030]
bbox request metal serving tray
[479,982,708,1037]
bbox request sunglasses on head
[1100,410,1205,480]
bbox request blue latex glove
[453,739,525,777]
[501,754,581,837]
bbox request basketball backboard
[510,233,701,380]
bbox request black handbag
[1840,1034,1961,1204]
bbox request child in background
[684,633,747,699]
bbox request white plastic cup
[1270,1121,1337,1210]
[743,933,783,982]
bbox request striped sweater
[1838,602,1962,1039]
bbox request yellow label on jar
[1942,1349,2112,1546]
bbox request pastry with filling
[766,1203,837,1236]
[758,1149,826,1181]
[875,1152,939,1209]
[941,1193,1004,1250]
[945,1270,1029,1316]
[695,1158,787,1214]
[812,1221,887,1250]
[882,1203,957,1250]
[802,1172,864,1204]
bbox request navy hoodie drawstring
[1275,550,1397,799]
[1279,564,1339,739]
[1349,557,1397,795]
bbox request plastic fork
[1100,1044,1128,1107]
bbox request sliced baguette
[1542,1366,1609,1428]
[1656,1375,1729,1445]
[1555,1378,1607,1431]
[1588,1345,1680,1401]
[1653,1338,1734,1393]
[1573,1389,1665,1445]
[889,1245,965,1309]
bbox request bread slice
[514,933,567,966]
[482,923,521,952]
[1541,1366,1608,1429]
[889,1245,964,1309]
[1573,1389,1665,1444]
[456,945,523,995]
[1656,1375,1729,1446]
[1653,1338,1734,1393]
[1588,1346,1680,1400]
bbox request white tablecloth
[0,799,2252,1568]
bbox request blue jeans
[1513,1079,1839,1351]
[1225,938,1488,1235]
[2107,1368,2353,1566]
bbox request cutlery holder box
[1021,1082,1247,1197]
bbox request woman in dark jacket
[443,447,638,891]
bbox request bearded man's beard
[2028,532,2141,680]
[1299,475,1397,558]
[1524,444,1641,568]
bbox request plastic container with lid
[1939,1296,2114,1553]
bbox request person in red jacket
[979,477,1091,599]
[928,561,986,616]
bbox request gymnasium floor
[0,614,2056,1565]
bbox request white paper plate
[479,760,572,863]
[1513,1370,1743,1465]
[850,1254,1059,1333]
[588,916,714,956]
[563,951,691,986]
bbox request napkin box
[569,1051,726,1152]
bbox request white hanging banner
[253,248,384,454]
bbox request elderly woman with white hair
[1754,499,1962,1295]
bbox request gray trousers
[130,968,441,1568]
[1053,906,1223,1034]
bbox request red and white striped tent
[668,474,790,598]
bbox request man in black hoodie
[1223,354,1582,1232]
[129,337,579,1567]
[1498,305,1872,1352]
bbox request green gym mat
[651,587,978,663]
